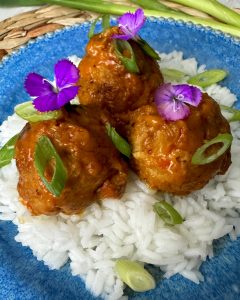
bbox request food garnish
[113,39,140,73]
[191,133,233,165]
[0,134,19,169]
[24,59,79,112]
[106,123,131,158]
[115,259,156,292]
[187,69,228,88]
[161,68,188,82]
[220,105,240,122]
[88,14,111,39]
[34,135,68,197]
[154,83,202,121]
[112,8,160,60]
[153,201,183,225]
[15,101,62,122]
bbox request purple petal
[117,8,145,39]
[173,84,202,107]
[112,33,132,40]
[154,83,175,104]
[55,59,79,90]
[33,92,58,112]
[57,86,79,108]
[24,73,53,97]
[156,99,190,121]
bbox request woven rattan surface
[0,3,239,60]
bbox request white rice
[0,51,240,299]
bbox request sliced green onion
[153,201,183,225]
[113,39,139,74]
[191,133,233,165]
[220,105,240,122]
[169,0,240,28]
[161,68,188,82]
[15,101,61,122]
[102,14,111,31]
[44,0,240,38]
[88,14,111,39]
[88,17,101,39]
[187,69,228,88]
[106,123,131,158]
[34,135,68,197]
[0,134,19,168]
[136,37,160,60]
[115,259,156,292]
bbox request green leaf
[0,134,19,168]
[106,123,131,158]
[34,135,68,197]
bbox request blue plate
[0,18,240,300]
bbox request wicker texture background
[0,3,239,60]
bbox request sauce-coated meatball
[78,27,163,114]
[15,106,128,215]
[125,94,231,195]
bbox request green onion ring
[0,134,19,168]
[15,101,61,122]
[88,17,101,39]
[113,39,139,74]
[191,133,233,165]
[161,68,188,82]
[136,37,160,60]
[153,201,183,225]
[34,135,68,197]
[220,105,240,122]
[106,123,131,158]
[88,14,111,39]
[115,259,156,292]
[187,69,228,88]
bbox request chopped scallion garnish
[161,68,188,82]
[0,134,19,168]
[115,259,156,292]
[88,14,111,39]
[102,14,111,30]
[34,135,68,197]
[106,123,131,158]
[113,39,139,74]
[220,105,240,122]
[191,133,232,165]
[15,101,62,122]
[153,201,183,225]
[187,69,228,88]
[136,37,160,60]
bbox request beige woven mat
[0,4,239,60]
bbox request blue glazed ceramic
[0,18,240,300]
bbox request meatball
[78,26,163,114]
[126,94,231,195]
[15,106,128,216]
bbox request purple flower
[112,8,146,40]
[25,59,80,112]
[154,83,202,121]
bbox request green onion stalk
[0,0,45,6]
[168,0,240,28]
[129,0,187,16]
[1,0,240,37]
[36,0,240,37]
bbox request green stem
[129,0,187,16]
[40,0,240,37]
[0,0,45,6]
[169,0,240,28]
